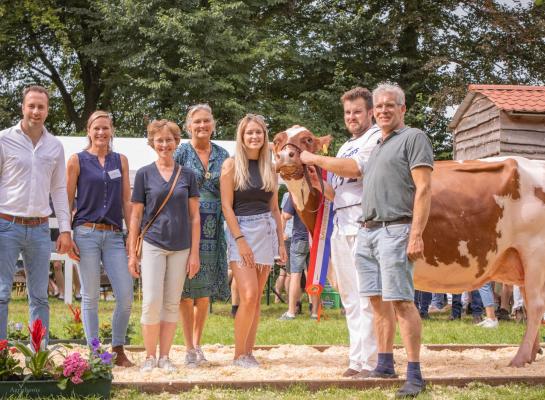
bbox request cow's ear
[317,135,333,155]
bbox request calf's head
[272,125,331,180]
[272,125,331,211]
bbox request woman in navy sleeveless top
[66,111,134,367]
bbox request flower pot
[0,378,112,399]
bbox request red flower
[68,305,82,323]
[0,339,7,351]
[28,319,46,353]
[9,347,17,354]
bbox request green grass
[7,295,543,346]
[6,294,545,399]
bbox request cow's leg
[509,279,545,367]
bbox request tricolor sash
[305,171,334,321]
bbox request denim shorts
[226,212,278,266]
[289,239,309,274]
[354,223,414,301]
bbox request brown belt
[82,222,121,232]
[360,217,412,229]
[0,213,48,226]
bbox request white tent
[57,137,236,186]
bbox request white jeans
[140,241,189,325]
[330,227,377,371]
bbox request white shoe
[477,318,499,328]
[157,356,177,372]
[185,348,198,368]
[140,356,156,372]
[233,355,258,368]
[246,354,260,367]
[195,346,208,365]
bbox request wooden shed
[449,84,545,160]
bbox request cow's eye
[306,138,313,144]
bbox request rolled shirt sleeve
[50,145,71,232]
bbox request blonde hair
[146,119,181,148]
[233,114,275,192]
[85,110,114,151]
[184,103,215,138]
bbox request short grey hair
[372,82,405,106]
[184,103,215,137]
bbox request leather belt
[0,213,48,226]
[360,217,412,229]
[82,222,121,232]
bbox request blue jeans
[431,293,446,309]
[74,225,133,347]
[451,290,483,318]
[414,291,432,317]
[0,220,51,342]
[478,282,495,308]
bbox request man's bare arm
[407,167,432,261]
[300,151,361,178]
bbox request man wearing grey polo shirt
[0,85,72,343]
[301,83,433,398]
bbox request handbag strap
[139,165,182,238]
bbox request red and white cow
[273,125,545,367]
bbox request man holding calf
[302,82,433,397]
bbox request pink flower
[62,353,89,385]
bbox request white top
[0,122,71,232]
[329,125,381,235]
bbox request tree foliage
[0,0,543,158]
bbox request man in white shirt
[302,87,380,377]
[0,85,72,341]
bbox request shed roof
[449,84,545,129]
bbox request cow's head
[272,125,331,211]
[272,125,332,180]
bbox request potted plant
[0,319,114,399]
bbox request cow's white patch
[284,177,311,211]
[286,126,308,139]
[457,240,469,257]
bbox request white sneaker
[157,356,177,372]
[246,354,260,367]
[185,348,198,368]
[233,355,258,368]
[195,346,208,365]
[477,318,499,328]
[140,356,156,372]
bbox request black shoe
[368,369,398,379]
[448,315,461,321]
[496,308,511,321]
[419,313,430,320]
[472,315,483,324]
[295,301,302,315]
[231,305,239,318]
[395,380,426,398]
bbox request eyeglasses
[374,102,402,111]
[154,138,175,145]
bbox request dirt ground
[105,344,545,382]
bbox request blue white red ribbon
[306,171,334,321]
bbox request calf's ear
[317,135,332,155]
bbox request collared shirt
[329,125,381,235]
[0,122,71,232]
[356,126,434,222]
